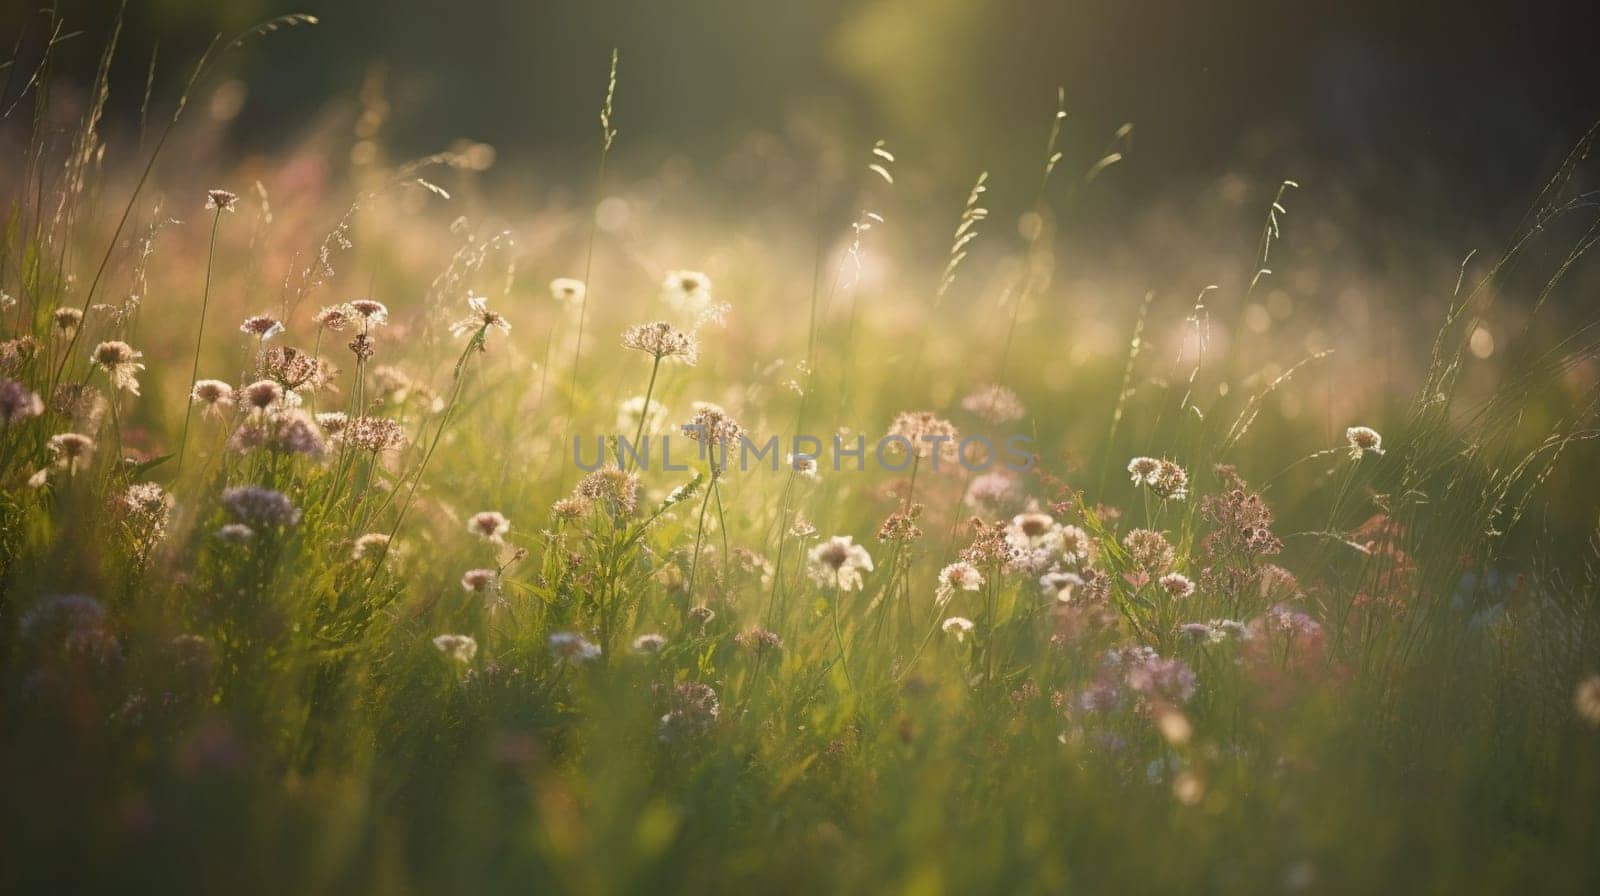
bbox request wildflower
[548,632,602,665]
[1081,568,1116,603]
[0,378,44,424]
[468,511,511,544]
[661,269,714,315]
[460,568,498,592]
[1259,604,1323,638]
[806,535,874,591]
[314,304,356,331]
[53,307,84,334]
[221,485,301,528]
[788,453,820,480]
[347,333,374,362]
[433,634,478,663]
[229,408,326,458]
[46,432,96,472]
[961,384,1026,424]
[1123,529,1176,575]
[1123,651,1197,704]
[274,409,326,456]
[1058,525,1092,565]
[1346,425,1384,459]
[0,336,38,372]
[1151,460,1189,501]
[449,294,511,342]
[877,504,925,543]
[682,401,742,445]
[632,633,667,654]
[964,471,1022,514]
[622,321,699,364]
[240,379,285,411]
[550,278,586,306]
[1004,513,1067,575]
[1575,675,1600,728]
[884,411,961,465]
[90,341,145,394]
[682,403,744,475]
[688,605,717,626]
[1159,572,1196,599]
[551,496,591,522]
[1098,646,1190,705]
[960,518,1022,569]
[1011,512,1056,544]
[190,379,236,418]
[339,415,407,453]
[240,314,285,341]
[258,347,331,395]
[659,681,720,740]
[942,616,976,642]
[120,482,173,532]
[1040,570,1085,602]
[352,533,393,561]
[1127,456,1161,485]
[316,411,349,435]
[618,395,669,434]
[735,627,783,654]
[575,467,641,515]
[1200,468,1283,557]
[205,189,239,212]
[348,299,389,326]
[936,561,984,605]
[215,523,256,543]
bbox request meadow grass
[3,11,1600,895]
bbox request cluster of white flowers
[806,535,874,592]
[1004,512,1092,579]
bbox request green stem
[627,353,662,472]
[364,334,479,585]
[177,208,222,473]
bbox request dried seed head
[348,299,389,325]
[622,321,699,364]
[90,341,145,394]
[240,314,285,341]
[315,304,357,331]
[191,379,236,417]
[240,379,285,410]
[884,411,961,463]
[205,189,239,212]
[468,511,511,543]
[1346,425,1384,459]
[53,307,84,332]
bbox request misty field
[4,9,1600,895]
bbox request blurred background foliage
[18,0,1600,223]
